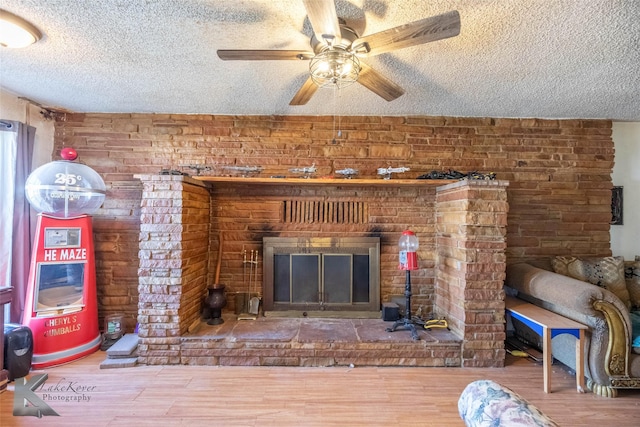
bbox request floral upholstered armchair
[458,379,558,426]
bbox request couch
[504,257,640,397]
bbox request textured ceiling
[1,0,639,120]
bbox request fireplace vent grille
[283,200,367,224]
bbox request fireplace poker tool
[248,250,260,315]
[238,249,256,320]
[248,250,254,307]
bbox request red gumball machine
[398,230,419,271]
[22,148,106,368]
[386,230,421,340]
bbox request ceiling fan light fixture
[309,49,360,89]
[0,9,42,48]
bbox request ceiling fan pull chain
[331,85,338,144]
[337,87,342,138]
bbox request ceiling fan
[217,0,461,106]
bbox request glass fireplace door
[272,253,370,309]
[291,254,320,304]
[264,236,380,313]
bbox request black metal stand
[386,270,419,340]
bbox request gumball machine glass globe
[398,230,419,251]
[25,160,106,218]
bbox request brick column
[134,174,210,365]
[435,180,509,367]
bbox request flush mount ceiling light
[0,9,42,48]
[309,48,360,89]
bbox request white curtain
[1,120,35,323]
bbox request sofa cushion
[625,257,640,310]
[552,256,631,310]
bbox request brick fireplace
[135,174,508,367]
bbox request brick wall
[136,175,210,364]
[435,180,509,367]
[54,114,613,332]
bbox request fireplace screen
[264,237,380,313]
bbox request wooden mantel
[193,176,458,187]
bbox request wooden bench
[505,296,589,393]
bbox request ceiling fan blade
[356,62,404,102]
[352,10,460,57]
[290,76,319,105]
[303,0,341,43]
[217,50,314,60]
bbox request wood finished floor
[1,351,638,426]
